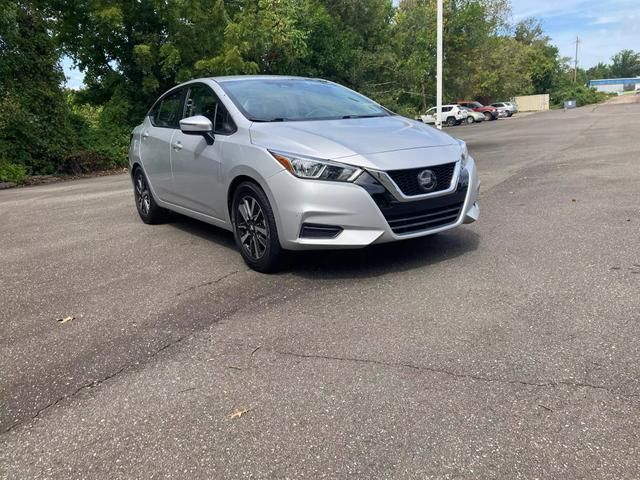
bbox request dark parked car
[458,101,499,121]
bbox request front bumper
[267,157,480,250]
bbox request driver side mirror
[179,115,215,145]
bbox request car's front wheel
[483,112,493,121]
[232,182,286,273]
[133,168,169,224]
[446,116,457,127]
[466,116,475,124]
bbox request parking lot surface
[1,99,639,479]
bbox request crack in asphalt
[4,332,638,435]
[176,270,242,297]
[2,337,187,435]
[268,348,640,399]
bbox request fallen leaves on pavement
[229,407,250,419]
[57,315,75,324]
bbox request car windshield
[218,78,391,122]
[470,102,483,108]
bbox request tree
[514,18,565,94]
[50,0,229,120]
[197,0,309,77]
[586,62,611,81]
[0,0,76,174]
[610,49,640,78]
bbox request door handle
[172,141,183,151]
[142,131,149,140]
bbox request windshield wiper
[249,117,289,122]
[341,114,387,119]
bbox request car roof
[207,75,323,84]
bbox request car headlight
[457,140,469,169]
[269,151,363,182]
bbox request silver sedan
[129,76,480,272]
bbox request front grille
[354,167,469,236]
[387,162,457,196]
[384,202,463,234]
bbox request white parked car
[419,105,467,127]
[491,102,517,117]
[460,107,486,124]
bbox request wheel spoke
[245,198,254,218]
[251,235,260,258]
[238,202,250,222]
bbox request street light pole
[436,0,443,130]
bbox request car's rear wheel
[133,168,169,224]
[446,116,457,127]
[232,182,286,273]
[483,112,492,121]
[466,116,475,124]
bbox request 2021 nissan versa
[129,76,480,272]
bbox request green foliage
[586,62,611,81]
[2,0,634,180]
[0,0,76,174]
[66,91,131,168]
[610,50,640,78]
[550,83,609,108]
[0,161,27,184]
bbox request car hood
[249,115,460,168]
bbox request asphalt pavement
[1,99,639,479]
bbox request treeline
[0,0,633,182]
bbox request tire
[231,181,286,273]
[466,116,475,125]
[446,116,456,127]
[483,112,492,121]
[133,168,169,224]
[507,111,513,117]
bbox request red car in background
[457,101,499,121]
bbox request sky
[511,0,639,69]
[61,0,639,89]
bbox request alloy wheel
[236,195,269,260]
[135,173,151,216]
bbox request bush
[551,84,609,108]
[67,90,132,169]
[0,161,27,184]
[59,151,113,175]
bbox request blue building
[589,78,640,94]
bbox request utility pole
[573,36,580,83]
[436,0,443,129]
